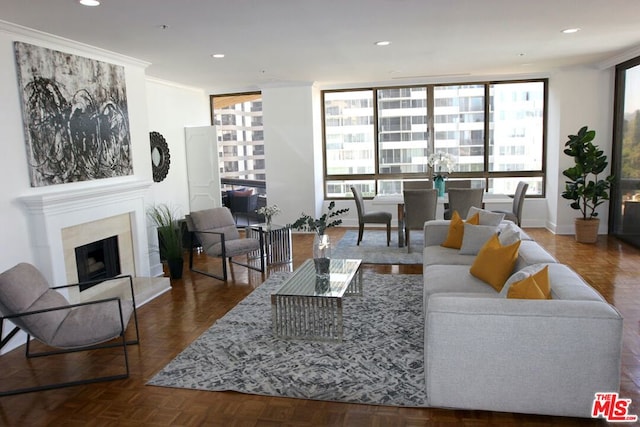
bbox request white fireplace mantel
[17,178,154,292]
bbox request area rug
[148,271,427,407]
[331,230,423,264]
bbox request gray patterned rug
[148,271,427,407]
[331,230,423,264]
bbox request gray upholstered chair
[403,180,433,190]
[444,179,472,191]
[350,186,392,246]
[493,181,529,226]
[0,263,139,396]
[443,188,484,220]
[186,207,265,281]
[403,189,438,253]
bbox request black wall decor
[14,42,133,187]
[150,131,170,182]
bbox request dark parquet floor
[0,227,637,426]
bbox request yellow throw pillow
[441,211,480,249]
[507,275,547,299]
[530,265,551,299]
[470,234,521,292]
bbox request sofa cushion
[424,246,477,267]
[459,224,499,255]
[470,234,521,292]
[441,211,479,249]
[466,206,505,226]
[424,265,499,297]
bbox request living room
[1,1,640,424]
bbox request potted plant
[147,204,184,279]
[290,201,349,275]
[561,126,615,243]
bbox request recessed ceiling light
[211,54,225,59]
[375,41,391,46]
[79,0,100,6]
[561,28,581,34]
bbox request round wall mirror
[150,131,170,182]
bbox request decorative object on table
[147,203,184,279]
[256,204,281,230]
[290,201,349,275]
[561,126,615,243]
[150,131,170,182]
[427,152,455,197]
[14,41,133,187]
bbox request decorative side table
[247,223,292,265]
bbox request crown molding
[0,19,150,69]
[597,44,640,70]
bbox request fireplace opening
[75,235,121,291]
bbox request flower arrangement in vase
[428,152,455,196]
[256,204,281,230]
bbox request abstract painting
[14,41,133,187]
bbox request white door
[184,126,221,211]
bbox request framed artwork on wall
[13,41,133,187]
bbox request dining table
[372,192,510,247]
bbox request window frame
[321,79,548,199]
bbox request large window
[323,80,546,198]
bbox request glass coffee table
[271,258,362,341]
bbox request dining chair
[444,179,472,191]
[403,180,433,190]
[403,189,438,252]
[444,188,484,220]
[493,181,529,226]
[350,186,392,246]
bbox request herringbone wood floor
[0,228,637,426]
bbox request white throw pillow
[466,206,505,226]
[459,223,499,255]
[499,222,522,246]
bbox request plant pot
[167,257,184,279]
[575,218,600,244]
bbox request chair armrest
[2,295,125,321]
[423,220,451,246]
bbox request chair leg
[357,224,364,245]
[387,222,391,246]
[406,228,411,253]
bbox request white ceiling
[2,0,640,92]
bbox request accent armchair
[0,263,139,396]
[186,207,265,281]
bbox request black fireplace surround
[74,235,121,291]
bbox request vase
[265,215,272,231]
[167,257,184,280]
[434,175,445,197]
[313,233,331,281]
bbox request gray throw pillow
[459,223,499,255]
[499,222,522,246]
[466,206,505,226]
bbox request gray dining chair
[444,179,472,191]
[493,181,529,226]
[444,188,484,220]
[403,189,438,252]
[403,180,433,190]
[351,186,392,246]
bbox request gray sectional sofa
[422,216,623,418]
